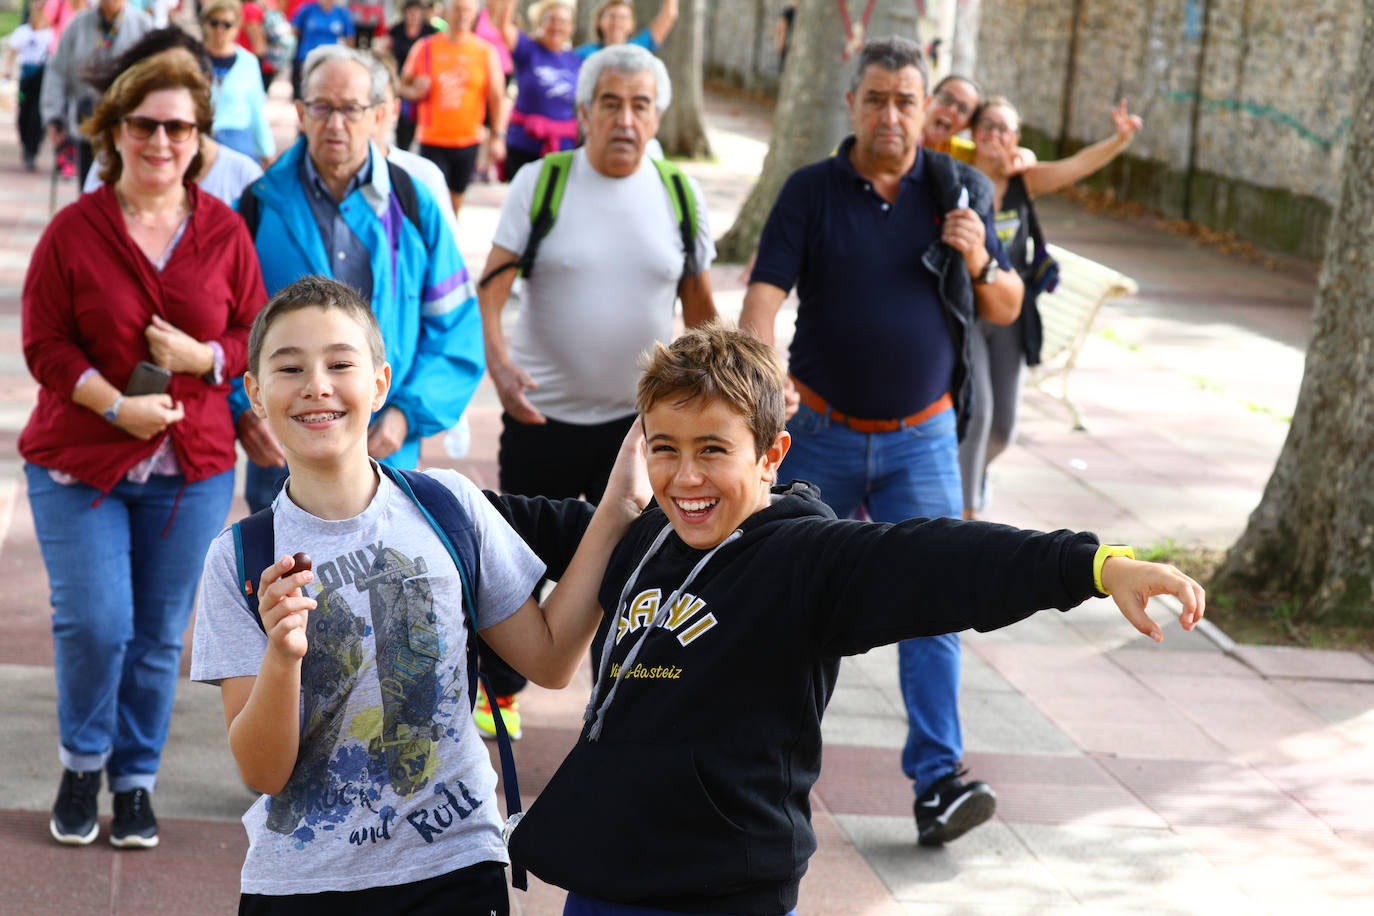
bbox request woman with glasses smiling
[20,50,265,851]
[201,0,275,163]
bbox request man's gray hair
[849,36,929,97]
[301,44,390,105]
[576,44,672,113]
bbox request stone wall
[976,0,1360,258]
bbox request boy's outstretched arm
[1100,556,1206,642]
[481,423,650,688]
[220,556,317,795]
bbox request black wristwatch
[975,256,999,286]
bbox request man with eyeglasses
[232,44,482,514]
[742,36,1023,849]
[39,0,152,181]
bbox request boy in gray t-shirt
[191,277,645,912]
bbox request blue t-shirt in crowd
[292,2,354,63]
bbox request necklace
[116,188,189,229]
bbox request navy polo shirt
[752,137,1009,420]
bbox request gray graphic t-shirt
[192,468,543,895]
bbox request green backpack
[479,150,699,286]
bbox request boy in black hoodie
[508,322,1205,916]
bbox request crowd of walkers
[8,5,1177,914]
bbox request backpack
[238,159,424,240]
[230,465,528,890]
[479,150,699,286]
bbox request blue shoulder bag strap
[381,466,528,891]
[232,506,276,631]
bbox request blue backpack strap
[231,506,276,633]
[381,466,528,891]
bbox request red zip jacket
[19,182,266,493]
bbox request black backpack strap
[385,159,424,235]
[479,154,568,288]
[231,506,276,632]
[237,178,263,239]
[382,466,528,891]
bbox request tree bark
[949,0,981,76]
[656,0,711,158]
[1211,2,1374,625]
[716,0,935,262]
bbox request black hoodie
[509,481,1102,914]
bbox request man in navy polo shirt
[741,36,1023,848]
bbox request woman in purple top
[491,0,580,181]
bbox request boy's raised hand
[1101,557,1206,642]
[604,420,652,519]
[257,554,317,660]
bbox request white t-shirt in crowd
[493,149,715,424]
[191,467,543,895]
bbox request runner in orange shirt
[400,0,505,218]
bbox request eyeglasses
[204,18,237,29]
[122,116,198,142]
[973,120,1016,136]
[303,100,375,123]
[934,89,975,118]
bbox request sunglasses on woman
[122,116,198,143]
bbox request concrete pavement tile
[1249,743,1374,834]
[1274,677,1374,723]
[1232,644,1374,682]
[969,643,1151,699]
[799,799,907,915]
[1097,757,1332,832]
[1006,823,1253,913]
[1179,693,1333,756]
[0,808,244,916]
[960,690,1081,758]
[1176,825,1374,913]
[1048,718,1232,762]
[960,752,1165,830]
[833,814,1076,907]
[1108,645,1248,676]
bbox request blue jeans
[780,403,964,796]
[26,465,234,791]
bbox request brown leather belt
[792,376,953,434]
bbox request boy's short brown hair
[248,276,385,376]
[637,322,787,457]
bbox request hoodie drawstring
[584,524,742,741]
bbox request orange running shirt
[403,32,493,148]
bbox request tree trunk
[949,0,981,76]
[716,0,935,262]
[656,0,711,158]
[1211,1,1374,626]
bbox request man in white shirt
[473,43,715,731]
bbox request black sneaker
[914,767,997,846]
[110,788,159,849]
[50,769,101,845]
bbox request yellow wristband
[1093,544,1135,596]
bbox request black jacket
[508,482,1102,913]
[920,151,997,441]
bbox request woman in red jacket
[19,51,265,851]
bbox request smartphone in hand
[125,361,172,396]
